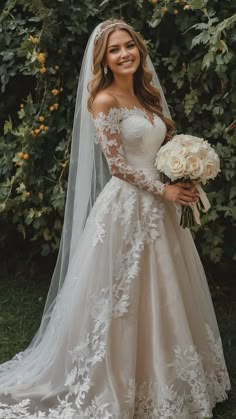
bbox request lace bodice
[93,107,167,196]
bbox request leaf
[18,108,26,119]
[16,183,26,193]
[3,118,12,134]
[190,0,206,10]
[202,51,214,69]
[17,223,26,239]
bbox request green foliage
[0,0,235,269]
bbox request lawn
[0,277,235,418]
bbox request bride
[0,19,231,419]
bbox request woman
[0,19,231,419]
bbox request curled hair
[88,19,174,141]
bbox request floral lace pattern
[0,323,230,418]
[87,175,164,318]
[93,108,166,197]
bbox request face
[105,29,140,77]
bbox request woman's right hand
[162,182,199,206]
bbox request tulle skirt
[0,177,231,418]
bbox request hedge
[0,0,235,277]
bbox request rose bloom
[172,134,203,147]
[172,145,189,158]
[188,143,202,154]
[168,155,187,180]
[186,155,204,179]
[155,154,167,172]
[199,143,210,158]
[203,159,220,182]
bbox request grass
[0,277,235,418]
[0,278,49,362]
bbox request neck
[111,75,135,97]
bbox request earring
[104,65,108,76]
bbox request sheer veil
[27,22,172,351]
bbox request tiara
[94,22,132,43]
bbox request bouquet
[155,134,220,228]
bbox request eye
[109,47,119,53]
[127,43,135,48]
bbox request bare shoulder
[92,91,119,118]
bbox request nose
[120,47,130,58]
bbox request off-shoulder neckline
[93,106,158,126]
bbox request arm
[92,94,166,196]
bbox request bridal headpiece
[95,22,132,43]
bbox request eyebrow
[107,40,134,49]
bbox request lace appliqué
[87,175,164,319]
[127,324,231,419]
[0,323,230,418]
[93,108,166,197]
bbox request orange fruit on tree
[39,67,47,74]
[37,53,46,64]
[52,89,59,96]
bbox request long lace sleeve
[93,109,166,196]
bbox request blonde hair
[88,19,174,141]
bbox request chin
[116,66,139,76]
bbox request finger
[186,185,198,193]
[181,193,198,201]
[177,185,199,195]
[178,200,198,206]
[178,200,193,206]
[181,188,199,196]
[177,182,193,189]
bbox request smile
[118,59,134,66]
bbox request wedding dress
[0,107,231,418]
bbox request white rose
[155,154,166,172]
[186,155,204,179]
[170,144,189,158]
[188,143,202,154]
[172,134,203,147]
[203,158,220,182]
[206,148,218,160]
[199,142,210,158]
[168,156,187,180]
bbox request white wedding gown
[0,107,231,418]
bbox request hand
[162,182,199,206]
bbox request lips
[118,59,134,66]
